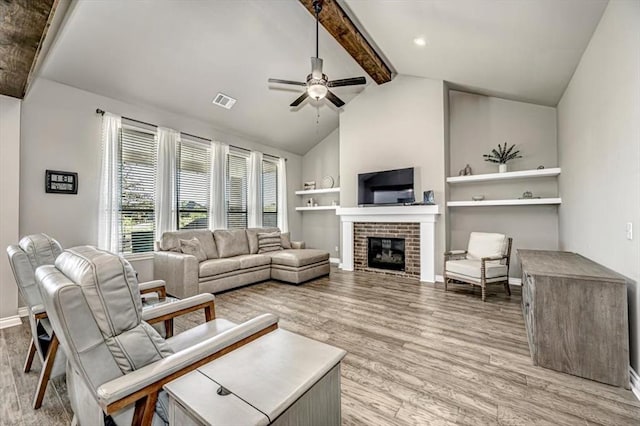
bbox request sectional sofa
[153,228,330,298]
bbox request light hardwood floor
[1,267,639,425]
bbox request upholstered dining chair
[36,245,278,426]
[6,234,168,409]
[443,232,513,302]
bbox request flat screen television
[358,167,415,206]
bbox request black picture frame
[423,190,435,205]
[45,170,78,194]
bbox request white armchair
[443,232,513,302]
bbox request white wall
[0,95,21,323]
[557,0,640,371]
[448,91,559,277]
[340,75,447,271]
[301,129,340,256]
[20,78,303,281]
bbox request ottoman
[269,249,330,284]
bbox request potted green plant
[483,142,522,173]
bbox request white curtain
[247,151,263,228]
[210,142,229,229]
[155,128,179,240]
[98,113,122,253]
[277,157,289,233]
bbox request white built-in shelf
[446,168,561,184]
[295,187,340,195]
[295,205,340,211]
[447,198,562,207]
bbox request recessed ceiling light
[413,37,427,47]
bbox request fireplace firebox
[367,237,406,271]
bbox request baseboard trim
[0,315,22,330]
[630,367,640,401]
[18,307,28,317]
[435,275,522,286]
[329,257,340,265]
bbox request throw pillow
[280,232,292,249]
[179,237,207,262]
[257,231,283,254]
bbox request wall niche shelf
[295,206,339,211]
[447,198,562,207]
[295,187,340,195]
[446,168,561,184]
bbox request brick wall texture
[353,222,420,279]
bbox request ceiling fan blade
[311,57,323,79]
[325,90,345,108]
[327,77,367,88]
[290,92,309,107]
[268,78,306,86]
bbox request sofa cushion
[258,231,283,254]
[199,258,241,278]
[467,232,507,262]
[446,259,507,279]
[245,227,279,254]
[160,230,218,259]
[269,249,329,268]
[233,254,272,269]
[179,238,207,262]
[281,232,292,249]
[213,230,250,258]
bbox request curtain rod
[96,108,285,161]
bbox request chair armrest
[444,250,467,260]
[142,293,216,324]
[445,250,467,255]
[480,255,508,262]
[96,313,279,412]
[139,280,167,298]
[153,251,199,299]
[32,304,47,319]
[291,241,305,249]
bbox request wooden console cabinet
[518,250,629,388]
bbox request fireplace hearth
[368,237,406,271]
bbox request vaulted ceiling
[39,1,369,155]
[344,0,607,106]
[36,0,607,155]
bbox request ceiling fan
[268,0,366,108]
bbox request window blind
[119,126,157,254]
[262,160,278,228]
[226,151,248,229]
[177,139,212,230]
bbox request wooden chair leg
[33,333,59,409]
[444,276,448,292]
[24,338,37,373]
[164,319,174,338]
[132,391,158,426]
[481,285,487,302]
[504,282,511,296]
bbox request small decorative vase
[498,164,508,173]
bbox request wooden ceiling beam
[298,0,392,85]
[0,0,57,99]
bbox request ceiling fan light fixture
[307,83,328,100]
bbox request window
[177,139,212,230]
[226,151,248,229]
[119,126,157,254]
[262,159,278,227]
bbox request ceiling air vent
[212,93,236,109]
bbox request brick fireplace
[336,206,440,283]
[354,222,420,278]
